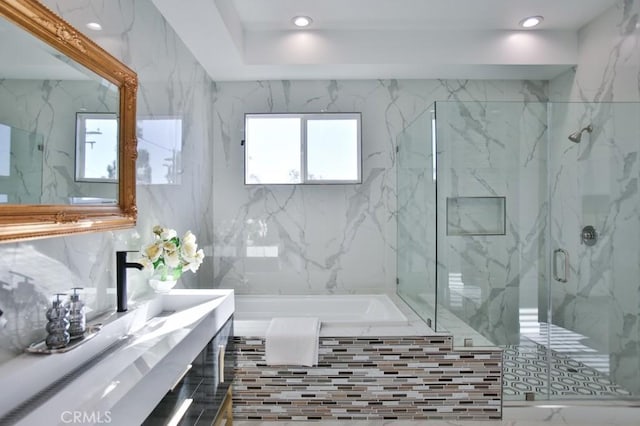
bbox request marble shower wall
[211,80,547,295]
[546,101,640,394]
[0,0,215,365]
[435,101,548,346]
[0,79,118,204]
[548,0,640,394]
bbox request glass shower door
[0,124,43,203]
[546,102,640,399]
[434,100,551,400]
[417,99,639,401]
[396,108,436,325]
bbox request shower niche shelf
[446,196,506,236]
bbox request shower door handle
[553,248,569,283]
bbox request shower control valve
[581,225,597,246]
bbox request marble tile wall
[0,0,215,365]
[547,0,640,394]
[434,101,549,346]
[0,79,118,204]
[414,0,640,397]
[2,0,636,403]
[211,80,547,296]
[0,0,547,370]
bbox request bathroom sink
[0,289,234,425]
[124,289,230,335]
[160,288,227,311]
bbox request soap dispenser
[66,287,86,339]
[45,294,70,349]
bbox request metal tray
[25,324,102,354]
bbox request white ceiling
[5,0,618,82]
[150,0,618,81]
[20,0,617,82]
[234,0,615,31]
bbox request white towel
[265,317,321,367]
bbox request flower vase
[149,277,178,293]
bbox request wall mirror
[0,0,138,243]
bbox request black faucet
[116,251,144,312]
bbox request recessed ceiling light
[86,22,102,31]
[519,16,544,28]
[292,16,312,28]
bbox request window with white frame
[244,113,361,185]
[136,117,183,185]
[0,123,11,177]
[75,112,118,182]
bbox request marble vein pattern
[0,80,118,204]
[435,100,548,347]
[546,100,640,394]
[422,0,640,397]
[0,0,216,365]
[0,0,638,407]
[211,80,548,296]
[547,0,640,395]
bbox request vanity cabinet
[143,317,234,425]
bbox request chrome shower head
[568,131,582,143]
[568,124,593,143]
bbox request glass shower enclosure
[397,100,640,401]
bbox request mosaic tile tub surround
[233,336,502,420]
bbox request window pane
[137,118,182,184]
[83,118,118,179]
[75,113,118,181]
[245,116,302,184]
[306,118,359,181]
[0,124,9,177]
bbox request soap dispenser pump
[66,287,86,339]
[45,293,70,349]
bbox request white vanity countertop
[0,289,234,426]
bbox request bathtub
[232,294,503,421]
[235,293,407,323]
[233,293,434,337]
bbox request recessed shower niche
[446,196,506,236]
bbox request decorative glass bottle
[45,293,70,349]
[66,287,86,339]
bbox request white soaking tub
[233,294,433,337]
[232,294,503,421]
[235,294,407,324]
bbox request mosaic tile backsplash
[233,335,502,421]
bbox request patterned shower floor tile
[502,342,631,398]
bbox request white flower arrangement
[139,225,204,281]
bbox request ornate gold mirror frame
[0,0,137,243]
